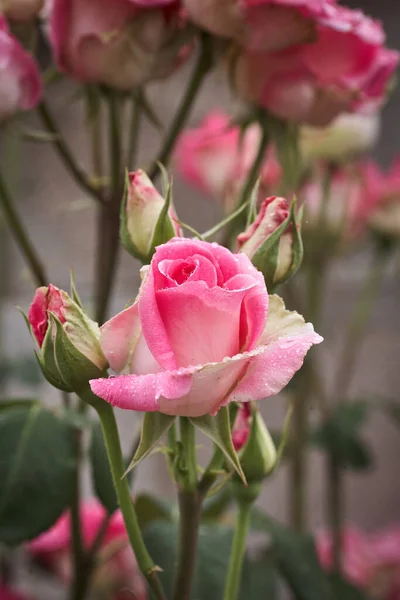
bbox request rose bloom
[0,16,41,121]
[174,111,281,211]
[301,163,381,240]
[90,238,322,417]
[184,0,332,52]
[49,0,190,90]
[28,500,147,600]
[233,3,399,126]
[362,159,400,239]
[317,526,400,600]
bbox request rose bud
[363,158,400,241]
[0,16,41,121]
[27,283,108,393]
[232,4,399,126]
[0,0,44,22]
[238,196,303,289]
[49,0,191,90]
[89,238,321,418]
[120,169,181,262]
[300,112,380,165]
[231,403,277,502]
[27,499,147,600]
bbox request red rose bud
[232,403,277,502]
[27,283,107,393]
[238,196,303,289]
[120,169,181,262]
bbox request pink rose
[301,163,381,239]
[0,586,33,600]
[28,284,66,348]
[49,0,190,89]
[174,111,281,211]
[0,0,44,21]
[232,404,252,451]
[234,4,398,126]
[28,500,147,600]
[316,527,375,588]
[90,238,322,417]
[362,159,400,239]
[184,0,332,52]
[0,16,41,121]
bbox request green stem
[335,246,388,399]
[127,93,142,171]
[179,417,197,492]
[148,33,213,182]
[0,170,47,287]
[37,101,103,204]
[222,120,269,247]
[223,501,251,600]
[85,396,167,600]
[94,94,123,324]
[328,454,342,573]
[172,491,201,600]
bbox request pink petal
[100,303,141,373]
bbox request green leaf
[251,508,333,600]
[143,521,277,600]
[90,422,118,514]
[190,407,246,484]
[0,398,38,412]
[328,574,369,600]
[135,493,175,531]
[125,412,175,475]
[201,487,232,522]
[0,406,76,544]
[311,403,372,471]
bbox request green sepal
[190,406,246,485]
[148,178,176,259]
[125,412,176,475]
[119,170,146,261]
[251,209,292,288]
[69,270,83,309]
[51,314,106,394]
[40,318,73,391]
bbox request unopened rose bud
[27,284,107,392]
[120,169,181,262]
[300,113,380,165]
[232,403,277,502]
[238,196,302,289]
[1,0,44,22]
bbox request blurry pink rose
[317,526,400,600]
[301,163,381,239]
[0,16,41,121]
[90,238,322,417]
[0,586,33,600]
[28,500,147,600]
[174,111,281,211]
[184,0,332,52]
[49,0,190,89]
[0,0,44,21]
[362,159,400,239]
[317,527,375,588]
[234,4,398,126]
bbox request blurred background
[1,1,399,585]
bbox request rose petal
[100,303,141,373]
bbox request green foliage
[90,421,118,514]
[311,403,372,471]
[0,356,41,387]
[135,493,175,531]
[251,508,333,600]
[328,574,370,600]
[143,521,278,600]
[0,406,76,544]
